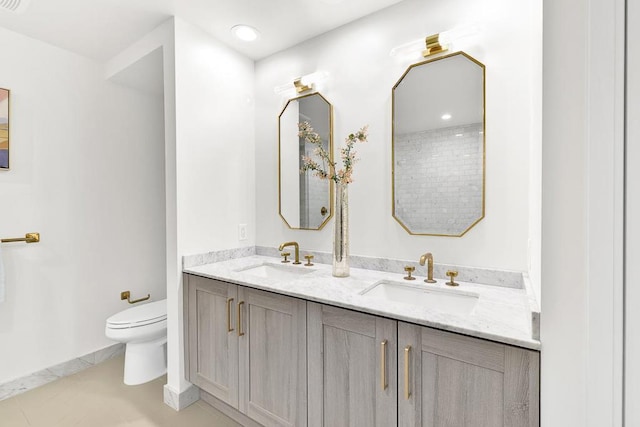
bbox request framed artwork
[0,88,8,170]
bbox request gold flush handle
[120,291,150,304]
[281,252,291,263]
[304,255,314,266]
[446,270,459,287]
[404,266,416,281]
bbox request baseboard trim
[0,343,124,401]
[163,383,200,411]
[200,389,263,427]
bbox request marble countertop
[184,255,541,351]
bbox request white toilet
[105,299,167,385]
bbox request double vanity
[183,25,537,427]
[183,249,540,427]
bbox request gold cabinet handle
[237,301,245,337]
[381,340,388,390]
[226,298,235,332]
[404,345,412,400]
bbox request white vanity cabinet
[184,274,307,427]
[307,303,398,427]
[398,323,540,427]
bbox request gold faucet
[419,252,437,283]
[278,241,301,265]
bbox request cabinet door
[237,287,307,427]
[308,303,398,427]
[398,323,539,427]
[186,275,239,408]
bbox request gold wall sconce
[423,34,447,57]
[293,78,312,94]
[390,24,481,60]
[274,71,329,97]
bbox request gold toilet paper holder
[121,291,150,304]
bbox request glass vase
[332,182,349,277]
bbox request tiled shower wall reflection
[300,141,330,228]
[394,123,483,235]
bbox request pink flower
[298,122,368,185]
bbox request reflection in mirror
[392,52,485,236]
[279,93,333,230]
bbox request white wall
[172,18,255,393]
[255,0,541,272]
[528,0,543,305]
[174,19,255,255]
[542,0,625,424]
[0,26,166,384]
[541,1,588,421]
[626,0,640,421]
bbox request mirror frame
[278,91,334,230]
[391,51,486,237]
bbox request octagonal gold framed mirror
[278,92,333,230]
[392,51,485,236]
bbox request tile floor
[0,355,241,426]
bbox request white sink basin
[361,280,479,315]
[235,263,315,281]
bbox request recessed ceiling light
[441,113,452,120]
[231,25,260,42]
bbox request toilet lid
[107,299,167,329]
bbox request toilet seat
[106,299,167,330]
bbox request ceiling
[0,0,404,62]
